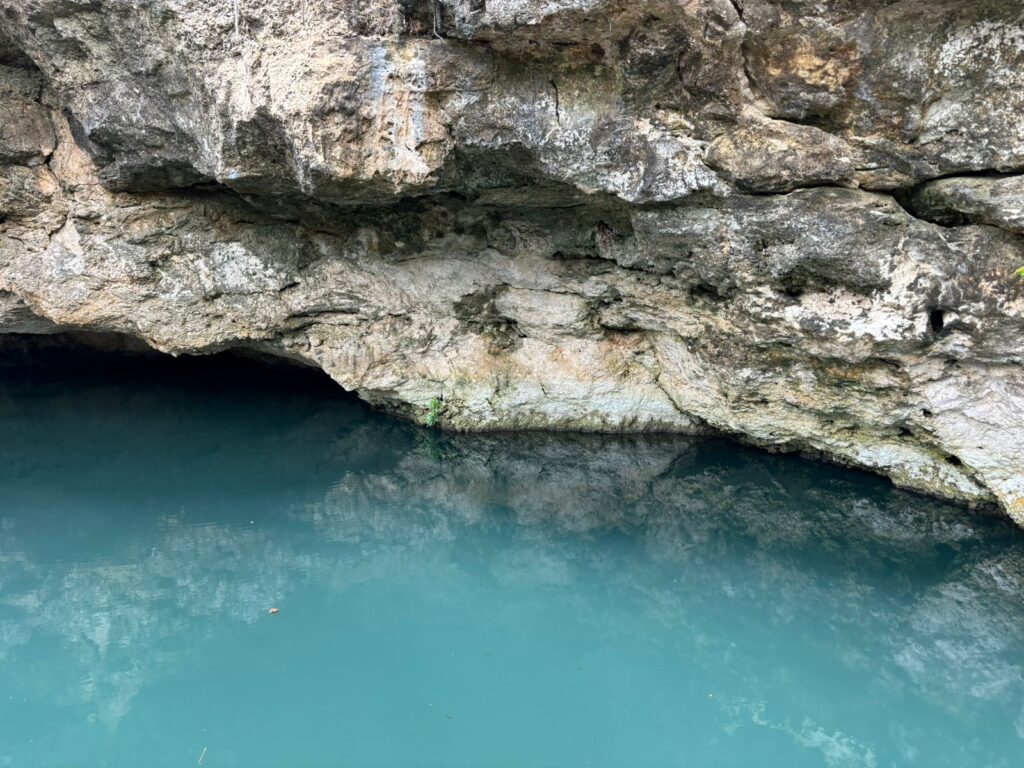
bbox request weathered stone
[909,175,1024,234]
[706,119,858,192]
[0,164,58,218]
[0,99,55,165]
[0,0,1022,524]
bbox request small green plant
[1016,266,1024,280]
[424,397,442,427]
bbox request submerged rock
[0,0,1022,522]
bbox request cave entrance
[0,331,352,402]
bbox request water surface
[1,353,1023,767]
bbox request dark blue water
[1,352,1023,767]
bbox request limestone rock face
[909,175,1024,234]
[1,0,1023,522]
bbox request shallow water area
[1,348,1023,767]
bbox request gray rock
[706,119,859,193]
[0,0,1022,524]
[910,175,1024,234]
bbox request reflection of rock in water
[0,365,1022,747]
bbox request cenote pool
[1,350,1023,767]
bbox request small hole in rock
[689,282,727,302]
[945,455,963,467]
[781,283,804,300]
[922,409,933,417]
[928,309,945,333]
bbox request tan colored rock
[0,0,1023,524]
[0,164,58,218]
[707,119,859,192]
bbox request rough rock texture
[909,175,1024,234]
[0,1,1022,522]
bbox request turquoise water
[1,354,1023,768]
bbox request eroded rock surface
[909,175,1024,234]
[0,0,1022,521]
